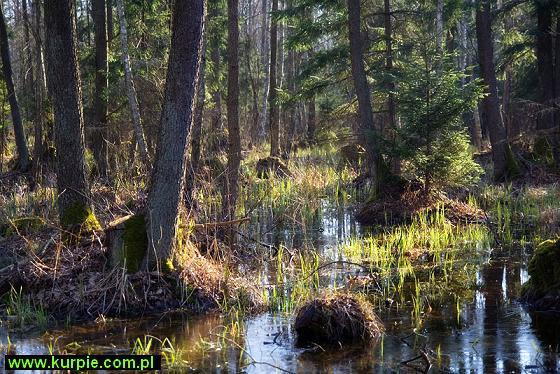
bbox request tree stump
[105,214,147,272]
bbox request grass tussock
[294,294,383,346]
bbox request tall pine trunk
[222,0,241,241]
[0,6,30,171]
[268,0,279,156]
[44,0,98,229]
[475,0,518,180]
[92,0,109,179]
[146,0,204,268]
[347,0,382,193]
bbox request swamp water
[1,201,559,373]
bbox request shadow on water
[2,200,559,373]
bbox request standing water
[1,200,559,373]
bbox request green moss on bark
[121,214,148,272]
[61,204,101,232]
[521,239,560,299]
[504,145,521,179]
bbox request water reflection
[2,202,559,373]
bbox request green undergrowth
[263,205,491,329]
[476,183,560,245]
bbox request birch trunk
[116,0,150,166]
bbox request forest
[0,0,559,371]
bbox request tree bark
[536,3,555,131]
[435,0,444,54]
[209,2,224,152]
[107,0,113,43]
[0,5,30,171]
[268,0,279,156]
[92,0,109,179]
[190,36,206,182]
[116,0,150,166]
[384,0,399,173]
[307,96,316,143]
[475,0,517,180]
[222,0,241,242]
[347,0,382,192]
[554,15,560,165]
[284,38,296,157]
[44,0,96,227]
[535,2,558,164]
[259,0,270,140]
[146,0,204,267]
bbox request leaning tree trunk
[146,0,204,268]
[0,6,30,171]
[116,0,150,166]
[92,0,109,179]
[222,0,241,242]
[44,0,99,229]
[268,0,280,156]
[475,0,518,181]
[347,0,383,193]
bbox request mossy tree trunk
[0,5,30,171]
[145,0,204,269]
[44,0,99,231]
[475,0,519,181]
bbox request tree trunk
[268,0,279,156]
[244,14,259,148]
[259,0,270,139]
[0,5,30,171]
[222,0,241,242]
[146,0,204,268]
[307,96,316,143]
[92,0,109,179]
[475,0,518,180]
[347,0,382,193]
[209,2,223,152]
[107,0,113,43]
[190,36,206,182]
[384,0,399,174]
[284,40,296,157]
[536,4,555,133]
[44,0,98,228]
[435,0,444,54]
[116,0,150,166]
[554,16,560,165]
[22,0,35,121]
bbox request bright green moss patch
[522,239,560,299]
[121,214,148,272]
[61,204,101,232]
